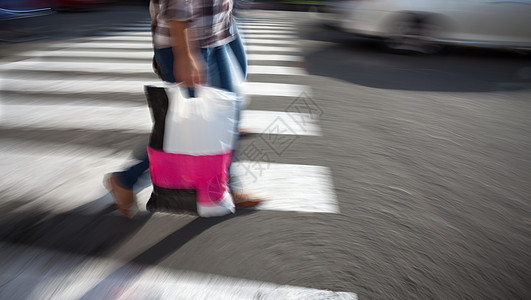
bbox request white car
[321,0,531,53]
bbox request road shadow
[0,195,256,258]
[302,23,531,93]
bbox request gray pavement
[1,7,531,300]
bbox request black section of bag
[144,85,168,151]
[146,185,198,215]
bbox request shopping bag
[144,83,238,217]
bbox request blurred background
[1,0,530,299]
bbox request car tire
[383,15,443,55]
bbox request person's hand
[175,53,205,88]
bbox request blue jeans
[117,36,246,190]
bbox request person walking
[105,0,261,218]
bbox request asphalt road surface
[0,6,530,300]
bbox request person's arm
[168,20,205,87]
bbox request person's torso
[150,0,236,49]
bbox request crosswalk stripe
[247,54,303,62]
[117,23,152,27]
[240,33,296,39]
[243,44,299,53]
[238,21,296,27]
[0,104,320,136]
[234,162,338,213]
[19,51,304,62]
[240,29,297,34]
[237,24,296,30]
[243,82,310,97]
[48,42,298,53]
[2,60,307,76]
[0,77,308,98]
[0,148,336,214]
[242,38,298,45]
[20,49,153,60]
[50,42,153,49]
[110,26,150,31]
[248,65,307,75]
[0,244,356,299]
[101,31,151,36]
[0,77,149,94]
[60,37,297,47]
[1,60,153,74]
[86,35,153,42]
[240,110,320,136]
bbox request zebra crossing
[0,17,337,215]
[0,16,356,300]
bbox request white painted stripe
[86,35,297,44]
[240,110,320,136]
[237,24,296,30]
[87,35,153,42]
[242,38,298,45]
[0,77,308,98]
[1,59,153,74]
[0,147,133,214]
[21,50,303,62]
[247,54,303,62]
[240,29,297,34]
[0,104,318,136]
[101,31,151,36]
[110,26,150,31]
[234,162,339,213]
[0,77,148,94]
[248,65,307,76]
[51,42,152,50]
[20,49,153,60]
[0,244,356,299]
[51,42,297,53]
[245,44,299,53]
[0,147,336,214]
[243,82,309,97]
[238,22,295,27]
[240,34,296,40]
[0,103,152,132]
[118,23,152,27]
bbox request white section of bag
[161,84,238,155]
[196,191,235,218]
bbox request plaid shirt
[150,0,236,49]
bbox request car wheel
[384,16,443,54]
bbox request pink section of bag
[148,147,233,205]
